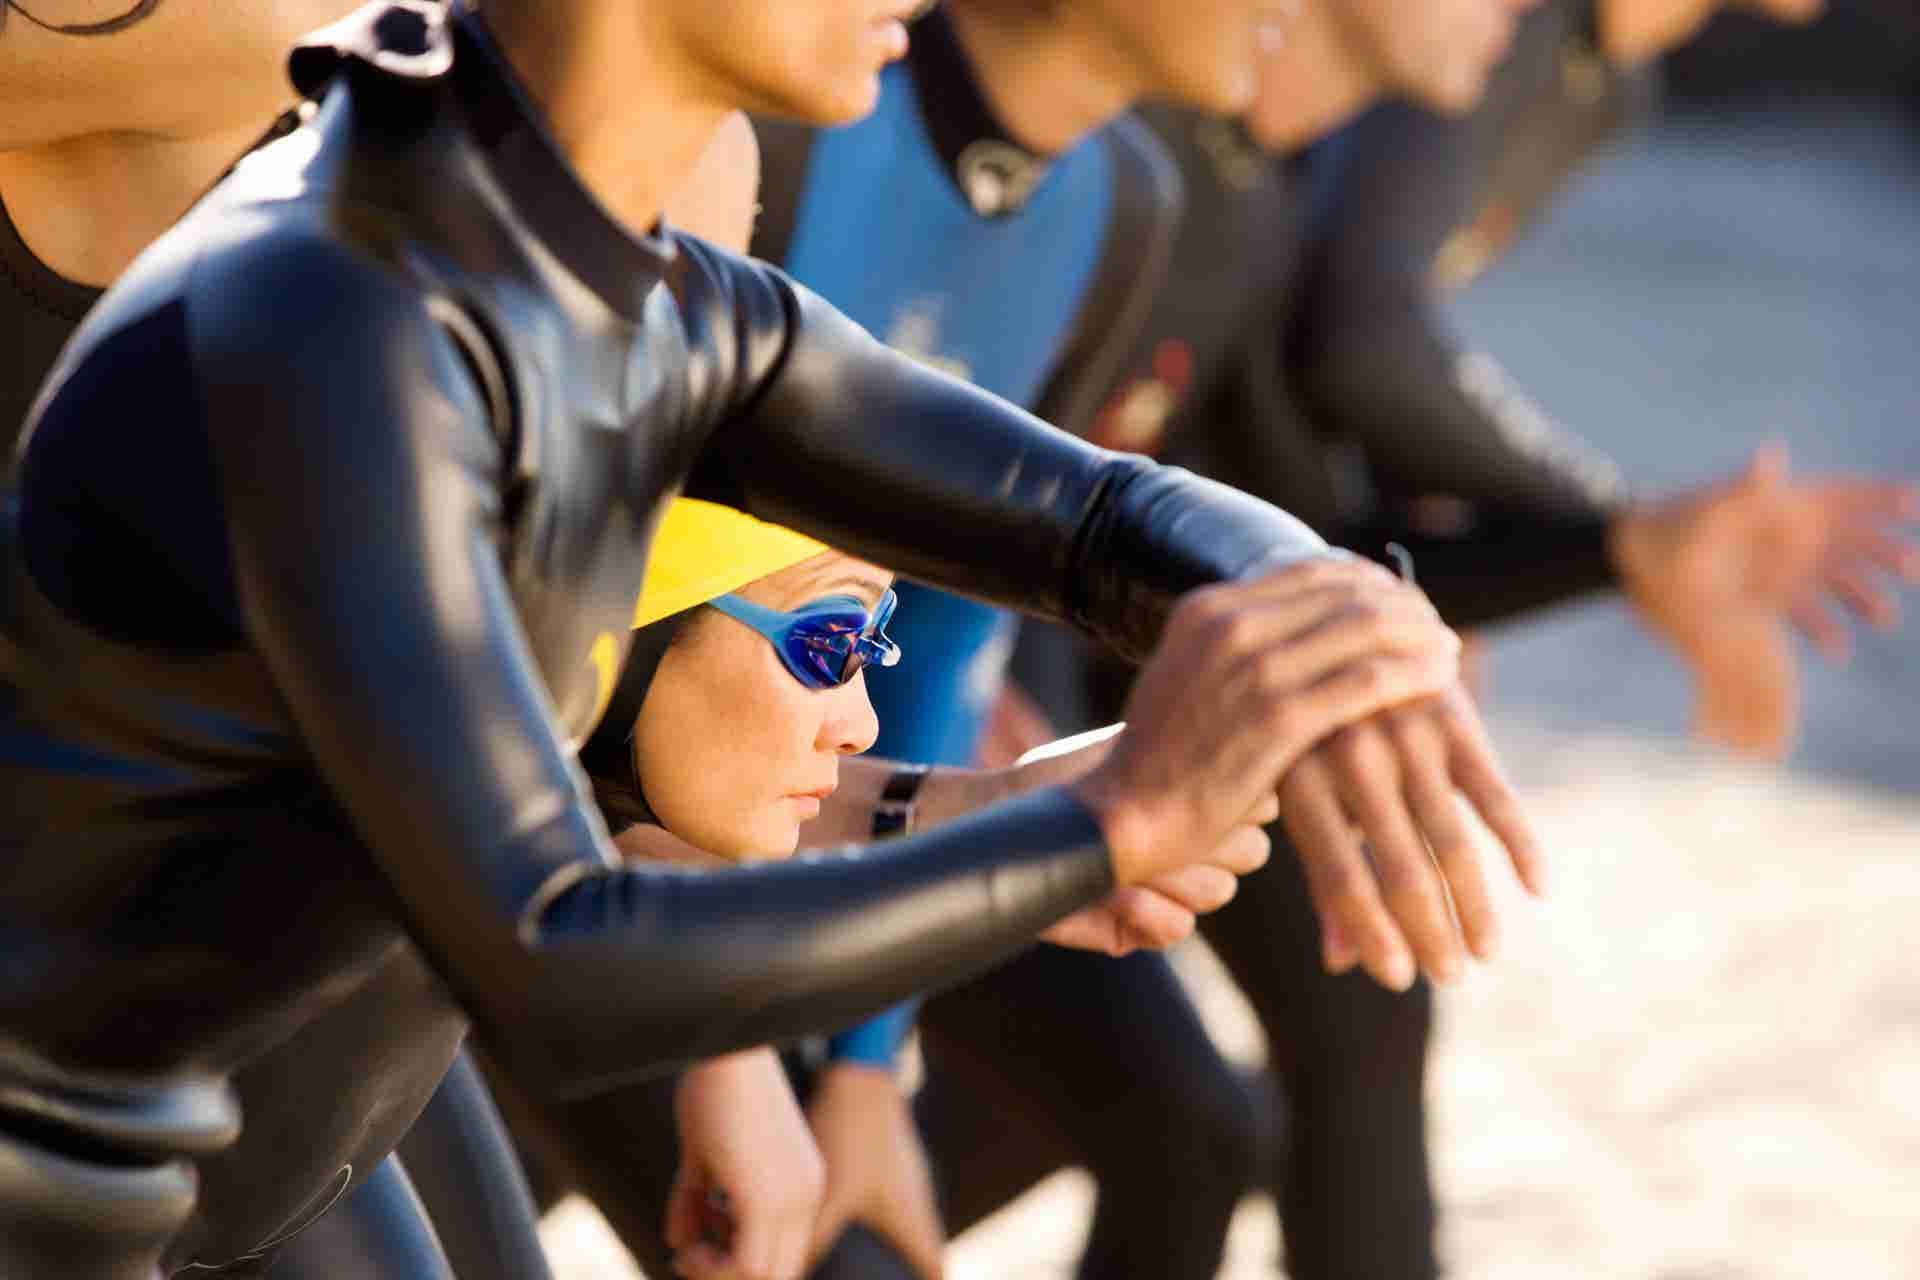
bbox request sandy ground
[541,98,1920,1279]
[538,724,1920,1278]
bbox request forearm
[1334,505,1620,630]
[806,746,1112,848]
[692,266,1333,663]
[492,787,1111,1101]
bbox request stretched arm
[679,243,1335,663]
[678,242,1537,994]
[192,234,1114,1102]
[1285,12,1628,521]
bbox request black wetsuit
[0,188,102,448]
[1003,4,1660,1278]
[0,3,1333,1275]
[399,15,1264,1280]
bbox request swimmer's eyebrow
[793,566,893,609]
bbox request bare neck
[1243,8,1385,154]
[942,2,1143,157]
[0,125,264,286]
[476,0,728,238]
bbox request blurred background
[547,3,1919,1275]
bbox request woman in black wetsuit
[0,1,1519,1275]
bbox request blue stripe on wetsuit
[781,60,1112,1066]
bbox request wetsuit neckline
[0,187,103,325]
[450,6,676,323]
[905,7,1054,218]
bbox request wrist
[871,764,932,839]
[1069,766,1156,887]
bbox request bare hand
[1073,558,1462,890]
[1277,685,1544,991]
[805,1065,945,1279]
[1041,791,1278,955]
[669,1050,825,1280]
[1612,445,1920,757]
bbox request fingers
[1844,529,1920,584]
[1248,789,1282,826]
[1790,595,1854,661]
[1822,562,1902,628]
[1440,690,1546,898]
[1112,887,1198,953]
[1392,708,1499,963]
[1275,647,1461,768]
[729,1196,779,1280]
[1805,476,1920,522]
[1279,757,1415,990]
[1143,864,1243,915]
[1327,723,1461,985]
[806,1195,855,1273]
[772,1216,812,1280]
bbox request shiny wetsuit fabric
[398,13,1257,1279]
[0,191,102,449]
[0,2,1330,1272]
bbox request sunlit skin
[629,553,893,860]
[943,0,1309,155]
[1244,0,1539,149]
[0,0,362,283]
[1600,0,1826,66]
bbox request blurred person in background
[1001,0,1914,1277]
[0,0,1512,1275]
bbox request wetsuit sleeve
[680,243,1335,664]
[187,231,1110,1102]
[1187,288,1614,630]
[1331,509,1615,629]
[1286,66,1627,524]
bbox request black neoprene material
[1285,0,1635,524]
[256,1157,457,1280]
[0,3,1333,1269]
[1108,93,1625,631]
[0,189,101,451]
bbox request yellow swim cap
[634,499,829,628]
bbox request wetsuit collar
[906,8,1054,218]
[288,2,676,321]
[0,190,102,325]
[448,4,677,322]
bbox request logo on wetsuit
[885,300,973,383]
[1087,339,1195,455]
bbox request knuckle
[1217,608,1264,655]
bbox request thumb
[1743,441,1790,492]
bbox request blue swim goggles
[710,589,902,691]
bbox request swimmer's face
[1069,0,1307,115]
[1333,0,1541,115]
[660,0,920,127]
[631,553,889,860]
[1598,0,1824,66]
